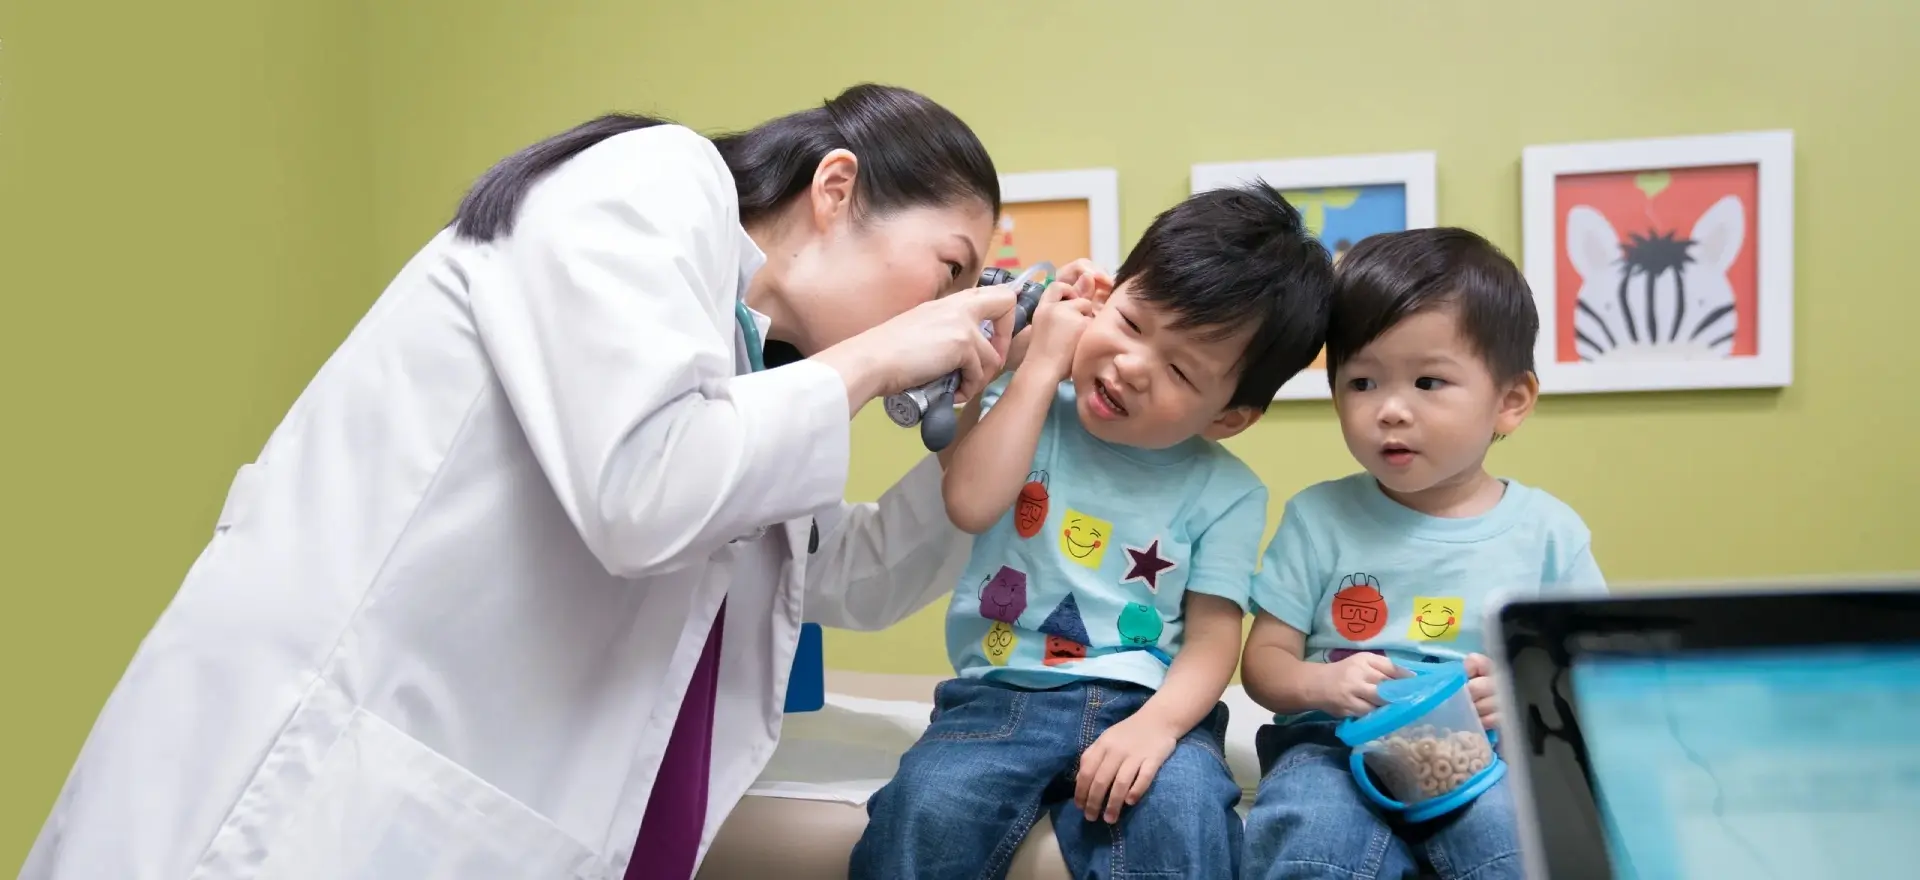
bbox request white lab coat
[22,125,971,880]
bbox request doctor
[25,83,1018,880]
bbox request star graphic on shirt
[1121,539,1176,593]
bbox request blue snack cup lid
[1334,660,1469,746]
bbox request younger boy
[848,184,1335,880]
[1239,228,1606,880]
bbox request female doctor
[25,84,1020,880]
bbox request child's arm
[939,366,1060,532]
[934,393,986,472]
[1242,498,1407,718]
[1243,612,1408,718]
[1133,592,1245,731]
[940,287,1093,533]
[1073,483,1268,823]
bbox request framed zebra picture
[993,168,1123,275]
[1521,130,1795,394]
[1191,151,1438,400]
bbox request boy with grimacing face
[850,184,1334,880]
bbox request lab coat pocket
[255,708,610,880]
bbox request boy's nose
[1114,352,1150,390]
[1377,396,1413,426]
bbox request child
[847,184,1335,880]
[1239,227,1606,880]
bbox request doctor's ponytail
[451,84,998,243]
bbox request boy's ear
[1494,371,1540,437]
[1202,405,1263,441]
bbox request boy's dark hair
[1115,182,1334,411]
[1324,228,1538,385]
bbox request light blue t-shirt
[944,380,1266,691]
[1251,472,1605,666]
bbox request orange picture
[1553,165,1760,364]
[989,199,1094,272]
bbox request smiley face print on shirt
[1058,508,1113,570]
[1407,596,1465,642]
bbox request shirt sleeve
[1183,482,1269,613]
[1549,539,1609,594]
[805,455,975,630]
[471,125,851,580]
[1249,498,1322,631]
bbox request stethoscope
[733,300,766,374]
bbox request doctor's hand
[1074,714,1180,824]
[815,284,1016,415]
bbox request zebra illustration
[1564,194,1746,362]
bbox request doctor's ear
[810,149,860,231]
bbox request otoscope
[882,262,1053,452]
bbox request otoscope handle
[918,281,1045,451]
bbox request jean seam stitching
[926,686,1027,742]
[981,798,1043,879]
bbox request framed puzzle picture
[993,169,1123,275]
[1190,151,1438,400]
[1521,130,1795,394]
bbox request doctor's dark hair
[450,84,1000,243]
[1323,227,1538,386]
[1114,182,1335,411]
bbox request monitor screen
[1566,646,1920,880]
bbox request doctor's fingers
[951,331,1001,404]
[965,284,1020,357]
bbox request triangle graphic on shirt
[1037,595,1091,646]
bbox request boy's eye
[947,261,964,281]
[1415,377,1446,391]
[1347,378,1375,392]
[1170,364,1192,387]
[1121,313,1140,332]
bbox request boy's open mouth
[1094,378,1129,417]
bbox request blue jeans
[849,677,1242,880]
[1244,722,1522,880]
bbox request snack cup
[1335,659,1505,823]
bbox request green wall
[0,0,373,865]
[6,0,1919,869]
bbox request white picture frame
[1521,130,1795,394]
[1190,152,1438,400]
[995,168,1123,273]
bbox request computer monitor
[1488,586,1920,880]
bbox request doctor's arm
[470,128,855,580]
[803,455,973,631]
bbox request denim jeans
[1243,722,1522,880]
[848,677,1242,880]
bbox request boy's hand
[1464,653,1500,730]
[1018,282,1096,381]
[1313,652,1413,718]
[1073,715,1179,824]
[1006,261,1110,373]
[1055,258,1115,301]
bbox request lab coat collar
[736,227,772,342]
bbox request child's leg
[849,678,1085,880]
[1243,721,1420,880]
[1046,691,1243,880]
[1414,775,1523,880]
